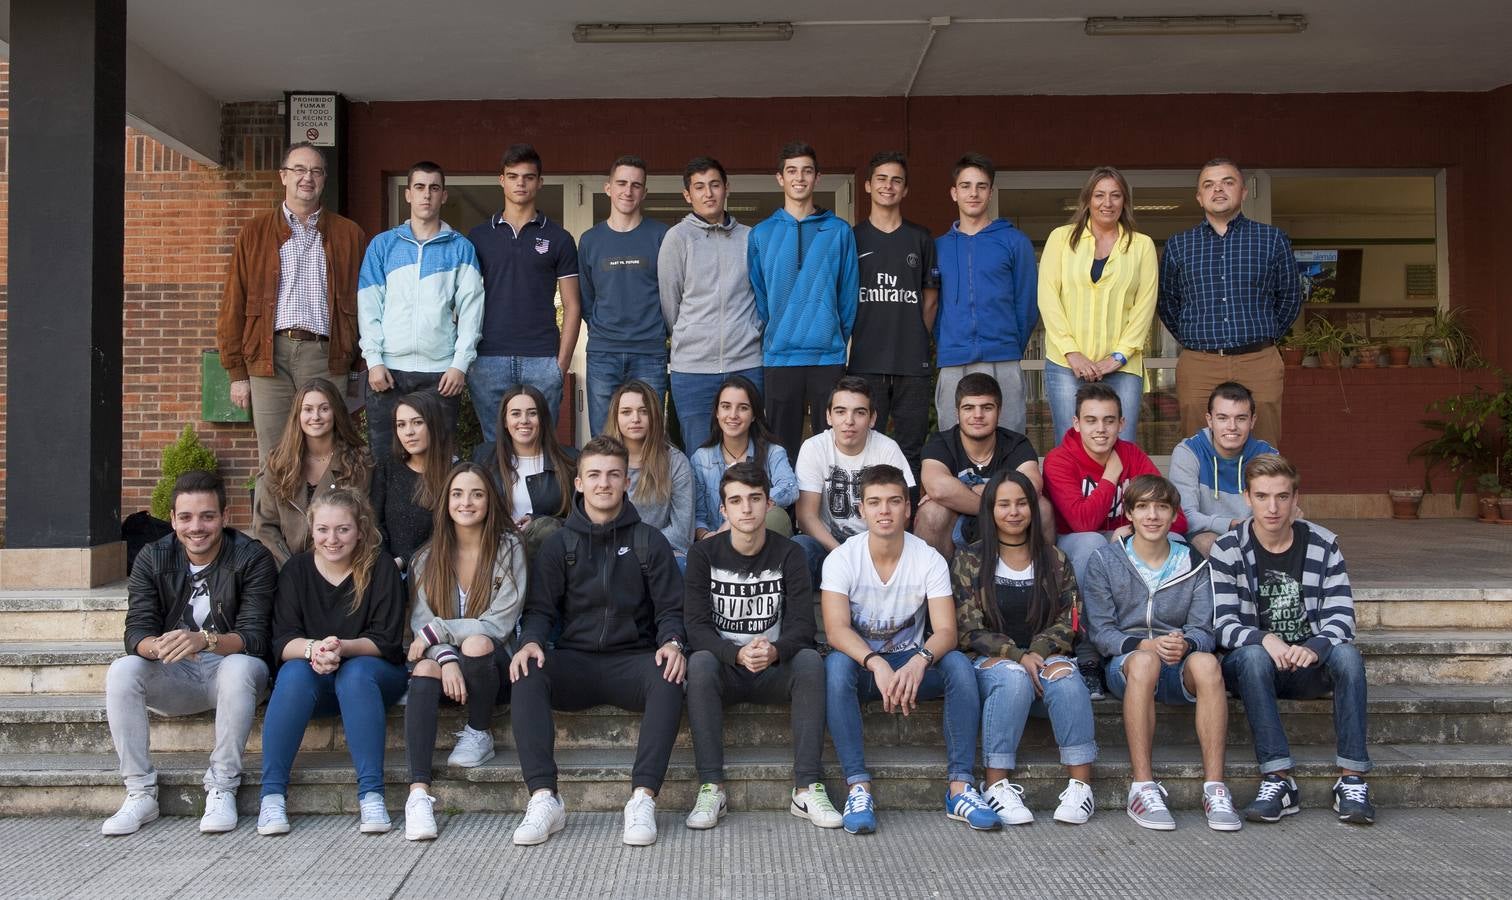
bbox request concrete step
[0,587,128,642]
[9,629,1511,695]
[2,584,1507,643]
[1353,630,1512,684]
[4,743,1507,817]
[4,684,1507,756]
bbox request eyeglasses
[281,166,327,179]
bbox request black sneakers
[1244,774,1301,822]
[1332,776,1376,825]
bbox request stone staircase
[2,583,1511,817]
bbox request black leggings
[404,641,511,784]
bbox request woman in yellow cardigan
[1038,167,1158,443]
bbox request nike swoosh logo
[858,251,875,259]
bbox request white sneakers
[790,784,844,828]
[257,794,290,836]
[982,779,1035,826]
[623,789,658,846]
[447,726,496,768]
[513,790,567,846]
[199,788,238,833]
[1053,778,1096,825]
[685,784,727,830]
[359,792,393,834]
[101,791,159,836]
[405,790,439,841]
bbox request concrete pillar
[0,0,127,588]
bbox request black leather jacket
[123,528,277,663]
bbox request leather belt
[1201,341,1273,357]
[275,328,328,342]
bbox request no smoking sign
[288,94,337,147]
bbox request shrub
[149,425,219,520]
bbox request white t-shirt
[186,561,211,630]
[511,454,545,519]
[821,532,950,653]
[795,430,915,542]
[995,558,1034,580]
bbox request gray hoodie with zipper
[1081,537,1215,659]
[657,212,764,373]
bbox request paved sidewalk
[8,809,1511,899]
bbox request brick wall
[0,58,279,536]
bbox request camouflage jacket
[950,542,1080,662]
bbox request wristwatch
[917,646,936,666]
[200,629,219,652]
[1111,351,1128,368]
[668,638,687,654]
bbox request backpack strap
[562,529,582,568]
[632,523,654,579]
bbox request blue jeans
[468,355,564,443]
[586,350,668,437]
[976,656,1097,770]
[259,657,408,799]
[1045,360,1143,443]
[1105,652,1198,705]
[1221,642,1372,774]
[825,648,979,785]
[364,369,463,454]
[669,368,764,453]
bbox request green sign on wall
[201,350,251,423]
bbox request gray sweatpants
[935,361,1026,434]
[685,648,826,787]
[105,653,269,794]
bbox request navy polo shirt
[468,211,579,358]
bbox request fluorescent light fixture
[1085,14,1307,36]
[574,22,794,43]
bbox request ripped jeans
[975,655,1099,771]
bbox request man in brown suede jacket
[217,141,366,463]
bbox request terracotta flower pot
[1387,345,1412,367]
[1320,350,1342,368]
[1480,496,1500,521]
[1389,488,1423,520]
[1499,498,1512,522]
[1280,346,1304,367]
[1354,346,1381,368]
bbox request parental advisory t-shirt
[849,220,939,375]
[1253,522,1313,646]
[796,430,916,542]
[701,534,796,646]
[921,425,1039,543]
[821,532,951,653]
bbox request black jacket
[475,442,577,520]
[123,528,277,663]
[519,495,684,653]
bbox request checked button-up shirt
[1156,213,1302,352]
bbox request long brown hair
[1065,166,1138,253]
[307,488,383,614]
[602,379,672,507]
[492,384,576,519]
[387,390,454,510]
[419,462,521,619]
[975,470,1065,638]
[267,378,371,503]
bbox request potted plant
[1388,487,1424,519]
[1500,489,1512,523]
[1354,339,1384,369]
[1419,307,1480,369]
[1295,318,1338,367]
[1278,332,1305,367]
[1387,341,1413,367]
[149,424,220,520]
[1478,473,1503,522]
[1409,372,1512,509]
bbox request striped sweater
[1210,519,1355,661]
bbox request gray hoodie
[1081,537,1214,659]
[658,212,764,373]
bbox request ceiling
[118,0,1512,101]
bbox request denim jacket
[689,441,799,533]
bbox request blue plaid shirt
[1157,214,1302,351]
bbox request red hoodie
[1043,428,1188,536]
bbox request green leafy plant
[1409,372,1512,505]
[1419,306,1481,368]
[149,425,220,520]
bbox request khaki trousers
[1175,346,1285,449]
[248,335,337,465]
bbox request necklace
[999,538,1029,547]
[721,440,747,467]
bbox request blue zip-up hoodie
[748,207,858,367]
[934,218,1039,367]
[1168,428,1278,536]
[358,222,484,373]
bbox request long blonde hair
[1066,166,1138,253]
[267,378,371,503]
[602,380,671,507]
[419,463,521,619]
[307,488,384,614]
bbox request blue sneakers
[1245,774,1301,823]
[842,784,877,835]
[946,784,1002,831]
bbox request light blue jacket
[689,442,799,534]
[748,207,859,367]
[358,222,485,373]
